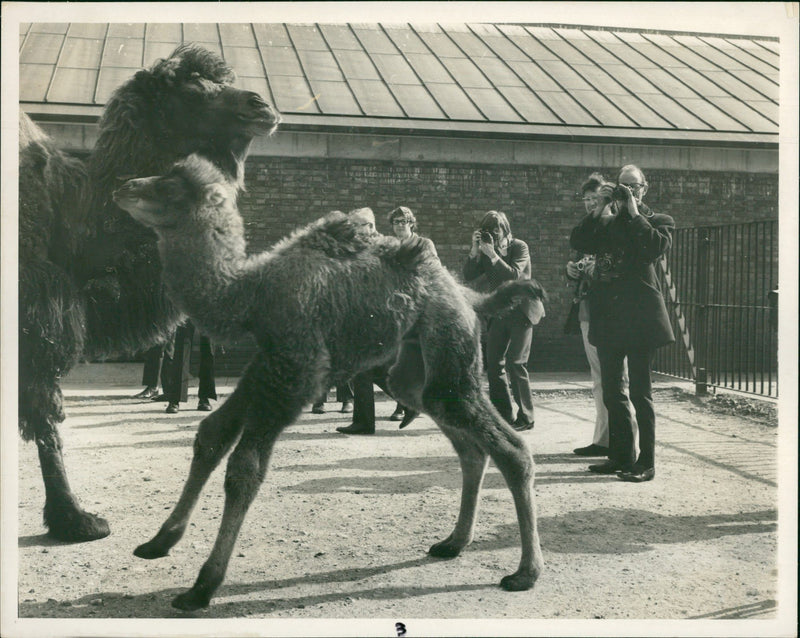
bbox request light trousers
[581,320,638,454]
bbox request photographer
[463,211,543,431]
[566,173,636,459]
[570,165,674,482]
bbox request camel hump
[293,211,372,257]
[391,236,438,270]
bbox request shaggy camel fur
[19,43,279,542]
[114,155,546,611]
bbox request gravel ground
[9,378,791,636]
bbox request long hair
[479,210,512,242]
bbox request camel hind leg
[418,310,543,591]
[425,385,543,590]
[134,382,249,559]
[428,430,489,557]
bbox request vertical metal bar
[756,221,763,395]
[769,220,776,396]
[695,227,710,395]
[734,226,747,390]
[683,228,697,381]
[745,222,752,393]
[723,224,731,389]
[713,226,722,388]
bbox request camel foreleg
[36,424,110,542]
[134,384,248,559]
[171,419,281,611]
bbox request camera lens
[612,185,628,200]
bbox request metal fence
[654,219,778,397]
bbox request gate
[654,219,778,397]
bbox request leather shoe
[340,401,353,413]
[398,410,419,429]
[133,386,159,399]
[618,466,655,482]
[311,403,325,414]
[588,460,630,474]
[389,407,404,421]
[573,444,609,457]
[197,399,212,411]
[336,422,374,435]
[166,402,179,414]
[512,417,534,432]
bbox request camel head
[104,43,281,159]
[113,154,239,235]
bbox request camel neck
[159,229,251,343]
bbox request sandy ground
[10,369,786,635]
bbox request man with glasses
[336,206,424,434]
[570,165,675,482]
[566,173,636,459]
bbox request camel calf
[114,154,545,611]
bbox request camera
[611,184,630,200]
[480,230,494,243]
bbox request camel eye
[154,177,190,205]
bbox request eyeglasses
[392,220,410,226]
[619,182,646,191]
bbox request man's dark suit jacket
[570,204,675,350]
[463,238,543,325]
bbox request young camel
[114,155,545,611]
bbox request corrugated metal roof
[19,22,778,140]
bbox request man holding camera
[570,165,674,482]
[463,210,543,431]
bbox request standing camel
[114,154,546,611]
[18,44,279,542]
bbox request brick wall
[204,156,778,375]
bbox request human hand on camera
[566,261,580,279]
[612,184,640,218]
[478,232,498,259]
[470,229,483,257]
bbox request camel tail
[472,279,547,317]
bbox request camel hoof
[46,510,110,543]
[500,570,536,592]
[134,540,170,559]
[172,589,210,611]
[428,539,464,559]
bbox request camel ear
[204,184,227,207]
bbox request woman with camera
[463,210,544,431]
[570,165,674,483]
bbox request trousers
[166,323,216,404]
[485,311,534,424]
[597,343,655,469]
[580,320,637,451]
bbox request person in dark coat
[336,206,422,435]
[570,165,674,482]
[463,210,544,431]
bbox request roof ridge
[496,23,779,42]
